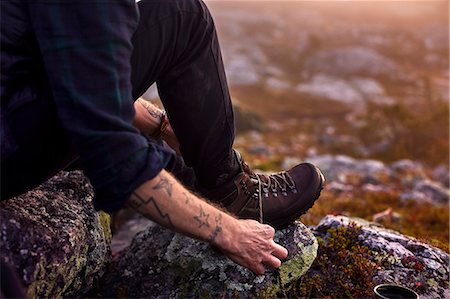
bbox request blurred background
[142,0,449,250]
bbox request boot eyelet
[292,189,298,194]
[282,192,287,196]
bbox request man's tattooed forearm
[208,214,223,242]
[131,192,174,228]
[139,100,162,119]
[153,175,173,197]
[193,205,210,228]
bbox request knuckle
[264,225,275,236]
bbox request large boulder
[0,171,111,298]
[314,215,450,299]
[99,221,317,298]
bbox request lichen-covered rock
[0,171,111,298]
[314,215,450,299]
[99,221,317,298]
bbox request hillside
[206,0,449,166]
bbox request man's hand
[127,170,288,275]
[216,219,288,275]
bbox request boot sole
[268,163,325,229]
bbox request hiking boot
[206,150,325,229]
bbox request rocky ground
[2,2,448,297]
[1,166,448,298]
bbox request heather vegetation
[287,223,379,298]
[204,1,449,252]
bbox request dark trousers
[1,0,237,200]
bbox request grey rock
[327,181,354,194]
[413,180,449,204]
[432,164,450,188]
[0,171,111,298]
[400,179,449,205]
[314,215,450,299]
[305,154,450,204]
[306,154,392,185]
[233,100,266,133]
[295,75,393,106]
[303,47,399,78]
[295,74,366,105]
[400,191,434,204]
[391,159,427,185]
[99,221,317,298]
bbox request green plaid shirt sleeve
[26,0,173,212]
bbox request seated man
[1,0,324,277]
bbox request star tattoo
[193,205,210,228]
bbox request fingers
[271,241,289,260]
[262,223,289,260]
[263,254,282,269]
[228,220,290,276]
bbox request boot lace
[235,150,298,223]
[253,172,297,198]
[238,170,297,223]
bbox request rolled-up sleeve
[27,0,173,212]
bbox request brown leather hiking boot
[205,151,325,229]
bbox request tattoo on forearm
[131,192,174,228]
[183,192,192,205]
[193,205,210,228]
[208,214,223,242]
[153,175,173,197]
[139,100,162,119]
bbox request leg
[131,0,239,190]
[131,0,325,228]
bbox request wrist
[150,111,169,139]
[209,213,239,251]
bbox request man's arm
[128,170,288,275]
[133,99,180,154]
[27,2,174,212]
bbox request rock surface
[99,221,317,298]
[0,171,111,298]
[303,154,450,205]
[314,215,450,299]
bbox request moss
[279,239,318,284]
[98,211,112,243]
[167,257,203,298]
[28,252,88,299]
[287,222,379,298]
